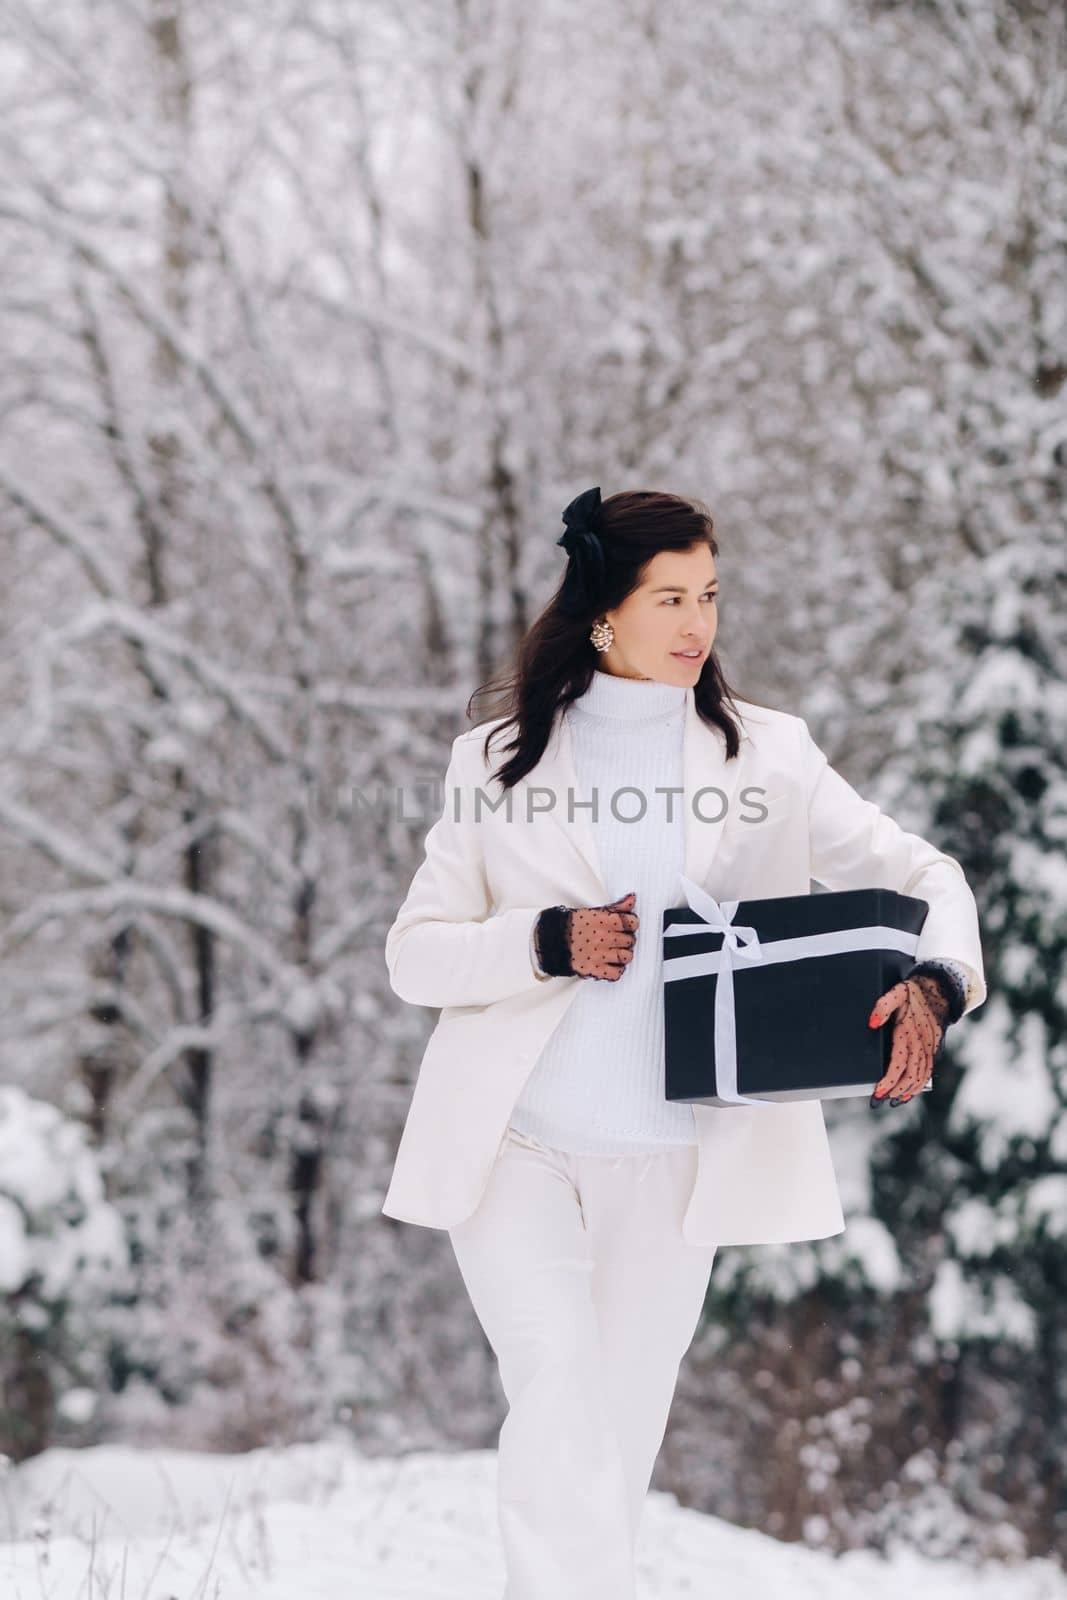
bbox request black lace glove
[533,891,639,982]
[868,961,967,1107]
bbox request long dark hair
[467,489,767,789]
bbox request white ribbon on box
[663,875,924,1107]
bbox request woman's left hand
[867,975,953,1107]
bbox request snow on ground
[0,1435,1064,1599]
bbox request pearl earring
[589,618,614,651]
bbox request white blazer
[381,693,986,1247]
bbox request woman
[381,487,986,1600]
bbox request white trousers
[448,1123,718,1600]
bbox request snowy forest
[1,0,1065,1588]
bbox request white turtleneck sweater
[505,669,974,1156]
[508,669,699,1153]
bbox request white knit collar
[571,668,689,724]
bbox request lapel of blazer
[522,687,751,904]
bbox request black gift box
[662,886,930,1105]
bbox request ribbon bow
[666,874,767,1107]
[556,485,606,616]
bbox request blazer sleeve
[384,732,551,1008]
[800,719,987,1017]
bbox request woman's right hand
[533,891,639,981]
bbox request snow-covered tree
[0,1087,127,1460]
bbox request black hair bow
[556,485,606,616]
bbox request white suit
[381,693,986,1247]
